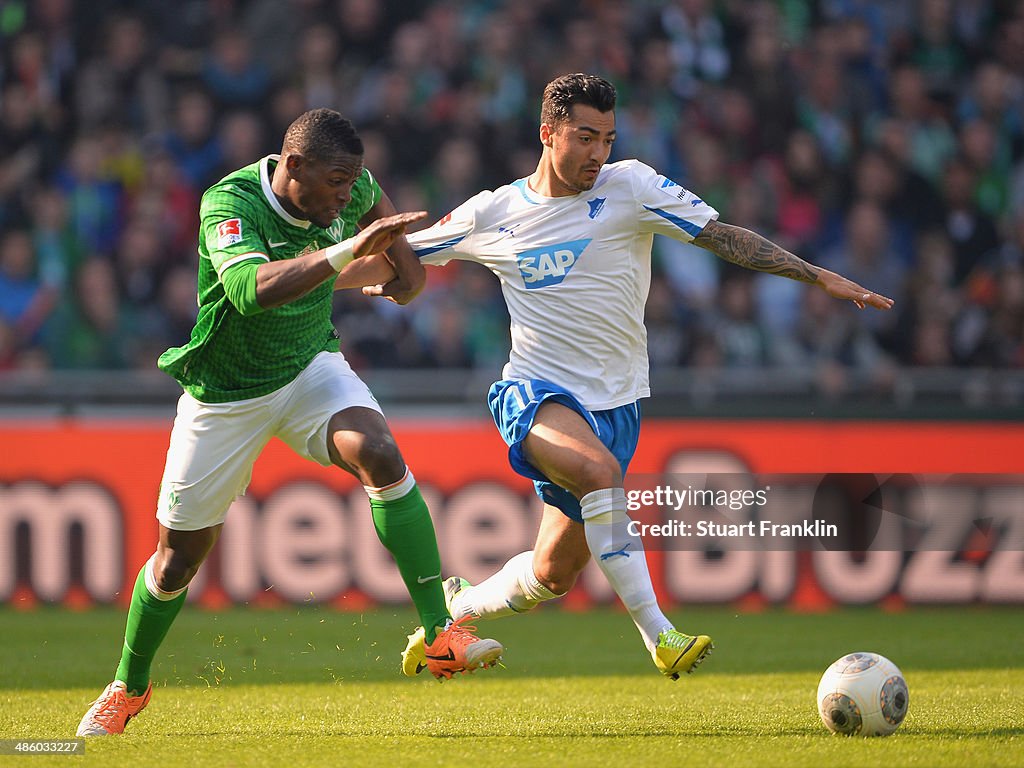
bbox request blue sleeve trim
[413,235,467,259]
[642,205,704,238]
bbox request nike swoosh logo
[669,637,698,669]
[269,241,289,248]
[426,650,456,661]
[417,573,441,584]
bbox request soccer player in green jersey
[77,109,503,737]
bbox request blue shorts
[487,378,641,522]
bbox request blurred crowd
[1,0,1023,395]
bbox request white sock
[363,467,416,501]
[453,551,561,620]
[143,553,188,601]
[581,488,672,650]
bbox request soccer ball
[817,652,909,737]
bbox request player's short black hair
[282,108,363,163]
[541,73,617,126]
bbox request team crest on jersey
[587,197,606,219]
[326,219,346,241]
[515,239,590,289]
[217,219,243,248]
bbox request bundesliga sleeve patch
[216,219,244,248]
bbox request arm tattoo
[693,220,820,284]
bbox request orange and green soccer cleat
[424,616,503,680]
[401,618,503,679]
[401,576,476,677]
[403,616,503,680]
[653,629,713,680]
[76,681,153,736]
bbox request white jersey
[407,160,719,410]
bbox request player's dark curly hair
[282,108,363,162]
[541,73,617,126]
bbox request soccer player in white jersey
[392,74,894,679]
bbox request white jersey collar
[260,155,311,229]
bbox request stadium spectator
[125,148,199,260]
[0,81,58,229]
[821,200,907,347]
[709,274,774,368]
[29,185,80,294]
[657,0,731,99]
[161,89,223,191]
[0,228,56,354]
[940,155,1001,283]
[778,278,892,397]
[883,65,958,184]
[74,15,168,134]
[44,257,133,369]
[53,135,123,257]
[201,29,271,110]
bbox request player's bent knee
[154,551,203,593]
[573,460,622,498]
[332,430,405,485]
[534,559,585,596]
[536,572,576,596]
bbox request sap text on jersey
[515,239,591,289]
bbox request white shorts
[156,351,382,531]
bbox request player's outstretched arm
[333,252,398,292]
[353,192,426,305]
[253,211,426,310]
[692,220,894,311]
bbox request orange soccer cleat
[422,617,503,680]
[76,681,153,736]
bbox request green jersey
[158,155,382,403]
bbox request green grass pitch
[2,605,1022,767]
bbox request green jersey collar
[260,155,311,229]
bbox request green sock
[114,563,187,695]
[369,483,449,643]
